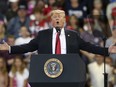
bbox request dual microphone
[55,21,61,34]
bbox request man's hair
[50,9,65,18]
[7,35,15,39]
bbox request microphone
[55,21,61,34]
[55,27,61,34]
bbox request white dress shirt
[52,28,66,54]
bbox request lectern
[29,54,86,87]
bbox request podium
[29,54,86,87]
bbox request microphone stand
[103,37,108,87]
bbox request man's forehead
[52,13,62,16]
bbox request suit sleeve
[77,35,109,56]
[10,35,39,54]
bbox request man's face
[34,12,42,21]
[7,38,15,46]
[51,13,65,28]
[95,55,104,65]
[20,27,30,37]
[18,9,27,18]
[11,2,18,9]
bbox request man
[5,0,19,22]
[0,9,116,87]
[7,2,30,38]
[2,9,115,54]
[88,55,113,87]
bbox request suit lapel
[48,29,71,54]
[65,29,70,53]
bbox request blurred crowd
[0,0,116,87]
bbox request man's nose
[55,19,59,21]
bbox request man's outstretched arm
[78,36,116,56]
[0,35,39,54]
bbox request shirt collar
[53,27,65,35]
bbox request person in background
[88,54,113,87]
[35,0,45,10]
[27,0,36,15]
[7,2,30,38]
[105,57,116,87]
[80,18,104,63]
[7,35,15,46]
[43,0,56,15]
[106,23,116,65]
[56,0,65,10]
[106,57,114,67]
[66,14,83,34]
[92,8,111,38]
[15,26,33,64]
[29,0,45,22]
[113,65,116,87]
[15,26,32,45]
[29,7,49,37]
[92,0,105,15]
[65,0,87,19]
[0,57,8,87]
[41,0,61,24]
[81,18,104,46]
[9,55,29,87]
[5,0,19,22]
[0,21,15,72]
[0,20,6,43]
[5,35,16,72]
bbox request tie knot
[56,30,60,36]
[55,27,61,34]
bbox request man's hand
[109,45,116,54]
[0,41,9,51]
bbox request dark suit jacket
[11,29,109,56]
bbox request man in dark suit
[0,9,116,87]
[0,9,116,54]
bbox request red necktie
[55,32,61,54]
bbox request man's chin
[55,25,63,28]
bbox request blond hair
[11,55,26,75]
[0,57,7,75]
[50,9,65,18]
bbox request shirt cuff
[9,46,11,53]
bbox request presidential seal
[44,58,63,78]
